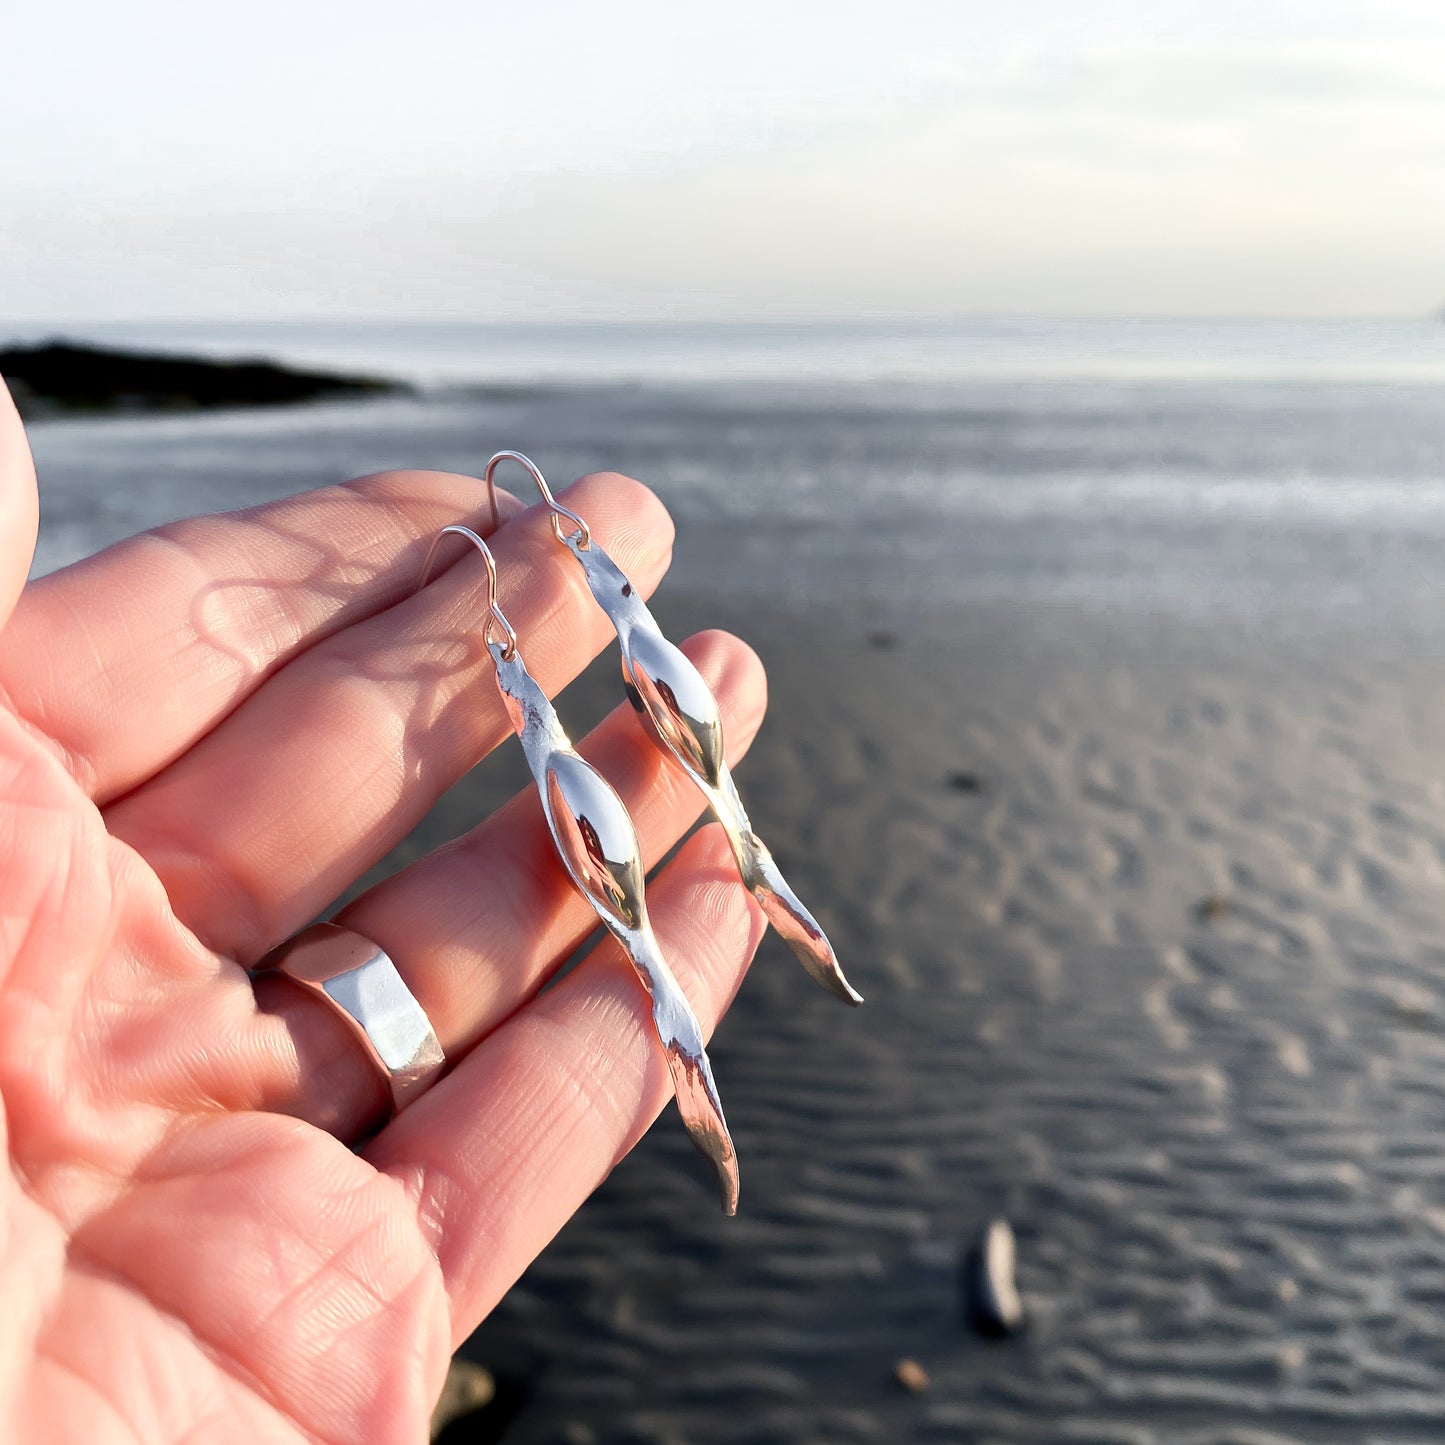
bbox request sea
[13,317,1445,649]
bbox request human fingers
[104,474,674,966]
[249,631,766,1138]
[365,823,766,1341]
[0,467,517,804]
[0,379,39,629]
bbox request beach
[441,603,1445,1443]
[19,320,1445,1442]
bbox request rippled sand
[394,600,1445,1444]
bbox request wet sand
[403,591,1445,1444]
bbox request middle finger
[105,471,673,964]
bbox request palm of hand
[0,385,766,1441]
[2,710,451,1439]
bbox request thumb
[0,377,39,628]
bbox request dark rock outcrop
[0,340,402,418]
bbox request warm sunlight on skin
[0,378,768,1441]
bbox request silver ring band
[255,923,446,1116]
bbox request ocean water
[15,318,1445,653]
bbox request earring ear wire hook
[418,524,519,659]
[485,449,592,549]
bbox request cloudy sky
[6,0,1445,320]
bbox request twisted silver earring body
[422,524,738,1214]
[485,451,862,1007]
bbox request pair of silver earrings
[424,452,861,1214]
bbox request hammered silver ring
[255,923,446,1117]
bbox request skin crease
[0,378,769,1444]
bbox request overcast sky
[6,0,1445,321]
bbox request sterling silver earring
[484,451,862,1008]
[421,524,739,1214]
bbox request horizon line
[4,310,1444,331]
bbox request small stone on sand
[1194,893,1233,922]
[1276,1341,1308,1374]
[947,771,984,793]
[962,1217,1025,1337]
[894,1357,931,1393]
[430,1357,496,1439]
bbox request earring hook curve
[418,523,519,659]
[485,449,592,549]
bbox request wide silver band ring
[255,923,446,1117]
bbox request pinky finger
[364,825,765,1341]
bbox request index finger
[0,468,513,804]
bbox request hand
[0,380,767,1442]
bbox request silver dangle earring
[484,451,863,1008]
[421,525,739,1214]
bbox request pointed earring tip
[811,959,864,1007]
[751,885,863,1005]
[668,1045,740,1214]
[796,946,865,1006]
[801,933,864,1005]
[680,1107,740,1215]
[701,1139,740,1216]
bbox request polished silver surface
[485,452,862,1007]
[255,923,446,1117]
[429,523,739,1214]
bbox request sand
[384,587,1445,1444]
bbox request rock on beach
[962,1217,1025,1338]
[1,340,401,418]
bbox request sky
[5,0,1445,321]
